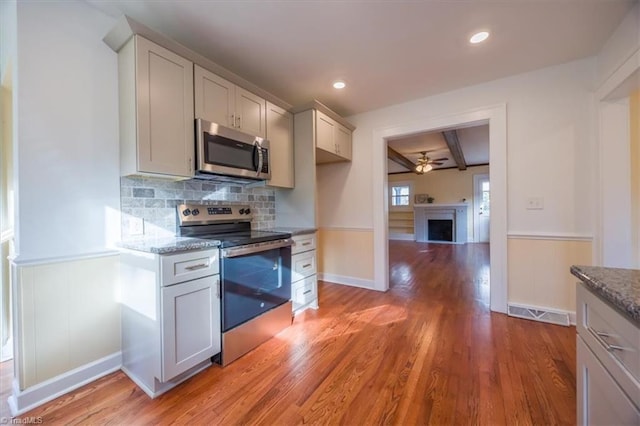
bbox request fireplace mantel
[414,204,468,243]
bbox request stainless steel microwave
[195,118,270,181]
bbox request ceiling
[387,124,489,174]
[85,0,635,117]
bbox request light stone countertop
[261,227,317,236]
[119,236,220,254]
[571,265,640,326]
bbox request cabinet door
[335,124,352,160]
[194,64,234,128]
[135,36,194,177]
[236,87,266,137]
[577,336,640,426]
[161,275,221,382]
[266,102,294,188]
[315,110,336,153]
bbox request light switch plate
[526,197,544,210]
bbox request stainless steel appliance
[195,118,271,182]
[177,204,292,365]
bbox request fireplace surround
[414,203,468,243]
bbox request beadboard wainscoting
[8,253,121,416]
[120,177,276,239]
[317,228,375,290]
[507,233,593,324]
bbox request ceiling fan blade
[430,162,444,166]
[432,157,448,162]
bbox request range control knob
[245,208,251,215]
[239,208,245,215]
[192,208,200,216]
[182,208,191,216]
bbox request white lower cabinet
[576,283,640,425]
[161,275,220,382]
[291,233,318,313]
[120,248,220,397]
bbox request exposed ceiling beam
[387,146,416,172]
[442,130,467,171]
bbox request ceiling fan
[415,152,448,174]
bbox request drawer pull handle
[185,263,208,271]
[303,290,312,295]
[587,327,625,352]
[302,242,311,246]
[302,263,312,268]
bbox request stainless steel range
[177,204,293,365]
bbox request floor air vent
[507,304,570,326]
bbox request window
[389,182,412,209]
[481,180,490,216]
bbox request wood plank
[387,146,416,171]
[442,130,468,170]
[0,242,576,425]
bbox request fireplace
[428,219,453,242]
[414,203,468,244]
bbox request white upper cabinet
[119,35,195,178]
[315,110,352,163]
[194,64,266,138]
[266,102,294,188]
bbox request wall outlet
[526,197,544,210]
[126,217,144,236]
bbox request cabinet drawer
[577,283,640,404]
[577,336,640,425]
[292,251,316,281]
[292,276,317,310]
[161,249,219,286]
[292,233,316,254]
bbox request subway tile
[133,188,155,198]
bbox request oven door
[196,118,270,180]
[220,242,291,332]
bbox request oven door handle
[221,238,293,258]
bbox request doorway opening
[373,105,507,313]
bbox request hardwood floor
[0,242,576,424]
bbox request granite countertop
[262,227,317,236]
[571,265,640,325]
[119,236,220,254]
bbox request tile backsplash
[120,176,276,239]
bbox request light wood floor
[0,242,576,424]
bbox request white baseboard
[7,352,122,416]
[318,273,376,291]
[388,233,414,241]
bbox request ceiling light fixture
[333,81,346,89]
[469,31,490,44]
[415,163,433,174]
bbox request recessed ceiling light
[470,31,490,44]
[333,81,346,89]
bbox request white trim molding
[318,273,376,291]
[10,250,120,267]
[7,352,122,416]
[318,227,373,233]
[373,104,508,313]
[507,232,594,242]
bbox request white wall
[318,58,595,237]
[596,2,640,88]
[594,2,640,267]
[15,1,119,261]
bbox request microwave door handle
[255,141,264,177]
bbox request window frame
[388,181,414,212]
